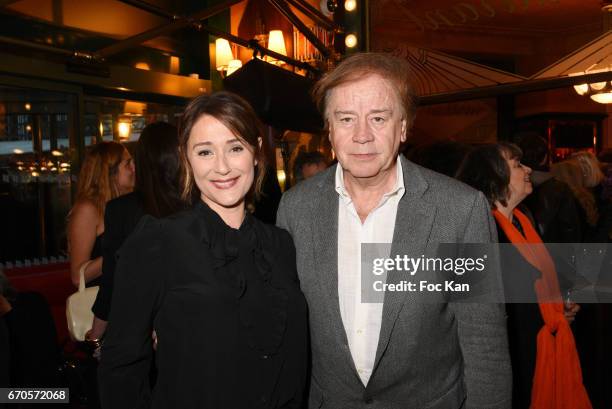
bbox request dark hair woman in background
[456,143,591,409]
[87,122,184,342]
[98,92,308,409]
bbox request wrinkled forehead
[326,74,401,114]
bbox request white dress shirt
[335,158,405,386]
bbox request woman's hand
[564,302,580,324]
[85,316,108,342]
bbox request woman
[551,159,599,241]
[456,143,590,409]
[87,122,185,341]
[67,141,135,288]
[98,92,308,409]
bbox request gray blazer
[277,156,512,409]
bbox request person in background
[0,270,61,388]
[597,149,612,202]
[87,122,185,342]
[456,143,589,409]
[517,133,582,243]
[551,159,604,243]
[99,92,307,409]
[571,151,612,243]
[568,150,612,409]
[67,142,135,287]
[293,151,327,183]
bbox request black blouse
[98,202,308,409]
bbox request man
[294,151,328,183]
[517,132,581,243]
[277,53,511,409]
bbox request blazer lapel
[371,157,437,374]
[311,166,362,380]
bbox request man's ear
[400,118,408,143]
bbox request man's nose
[352,122,374,144]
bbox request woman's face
[187,114,256,215]
[114,148,135,194]
[505,154,532,206]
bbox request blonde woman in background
[67,142,135,288]
[551,159,598,234]
[553,153,612,243]
[573,151,605,190]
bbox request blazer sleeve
[92,200,124,320]
[98,217,166,409]
[451,192,512,409]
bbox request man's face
[326,74,407,182]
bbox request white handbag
[66,260,99,341]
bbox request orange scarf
[493,208,592,409]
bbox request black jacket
[523,173,582,243]
[98,202,308,409]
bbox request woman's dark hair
[134,122,185,218]
[455,142,522,208]
[178,91,266,203]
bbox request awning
[223,58,324,133]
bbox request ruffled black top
[99,201,308,409]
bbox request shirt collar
[335,157,405,202]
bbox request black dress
[98,202,308,409]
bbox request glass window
[0,85,75,265]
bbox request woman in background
[456,143,590,409]
[551,159,600,242]
[67,141,134,288]
[99,92,307,409]
[87,122,184,341]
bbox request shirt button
[356,329,363,334]
[365,397,373,404]
[261,354,269,359]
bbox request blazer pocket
[308,378,324,409]
[424,380,466,409]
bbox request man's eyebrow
[332,109,393,115]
